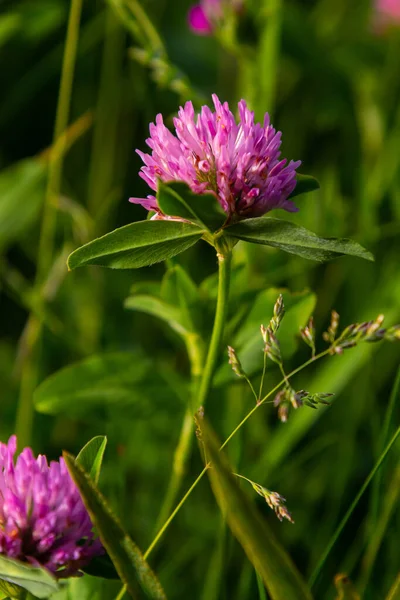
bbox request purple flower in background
[130,94,301,221]
[0,436,103,578]
[374,0,400,30]
[188,0,243,35]
[188,0,222,35]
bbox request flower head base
[0,436,103,578]
[130,94,301,223]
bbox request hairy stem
[154,333,205,531]
[196,251,232,409]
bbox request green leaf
[63,454,167,600]
[160,264,199,307]
[199,419,313,600]
[76,436,107,485]
[225,217,374,262]
[288,173,320,199]
[67,219,203,270]
[0,158,46,249]
[0,556,58,599]
[124,295,190,335]
[157,181,226,232]
[34,351,181,417]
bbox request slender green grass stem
[256,570,268,600]
[308,424,400,589]
[144,466,209,560]
[257,0,282,118]
[154,408,195,532]
[359,462,400,595]
[144,349,330,559]
[114,584,126,600]
[258,352,268,401]
[154,334,205,532]
[196,251,232,410]
[38,0,83,281]
[15,0,83,449]
[369,366,400,528]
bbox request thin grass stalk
[369,366,400,526]
[359,463,400,595]
[308,424,400,589]
[15,0,83,448]
[256,0,283,119]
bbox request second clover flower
[130,94,301,224]
[0,435,103,578]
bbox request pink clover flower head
[0,435,103,578]
[188,0,223,35]
[374,0,400,31]
[130,94,301,221]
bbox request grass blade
[308,425,400,589]
[199,419,313,600]
[64,453,167,600]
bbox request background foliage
[1,0,399,598]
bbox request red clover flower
[130,94,301,223]
[0,436,103,578]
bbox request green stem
[114,585,126,600]
[308,424,400,589]
[154,408,195,532]
[38,0,83,282]
[15,0,83,449]
[256,0,283,119]
[144,466,209,560]
[196,251,232,409]
[258,351,268,401]
[154,333,205,532]
[369,366,400,529]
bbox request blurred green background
[1,0,400,598]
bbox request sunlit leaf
[0,555,58,599]
[64,454,167,600]
[124,295,190,335]
[199,419,313,600]
[67,220,203,270]
[225,217,373,262]
[76,436,107,485]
